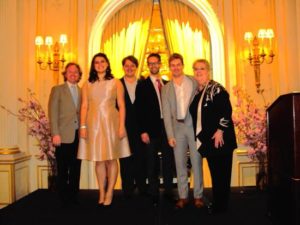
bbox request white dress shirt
[173,75,193,120]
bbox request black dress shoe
[97,202,104,207]
[103,203,113,210]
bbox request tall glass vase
[48,174,57,191]
[256,158,267,191]
[47,158,57,191]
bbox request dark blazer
[135,76,167,138]
[189,80,237,157]
[120,78,141,152]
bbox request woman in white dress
[78,53,131,206]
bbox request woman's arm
[116,79,126,139]
[79,82,88,138]
[212,88,233,148]
[217,92,232,130]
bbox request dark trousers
[206,152,233,210]
[145,127,175,196]
[55,131,81,203]
[119,136,147,195]
[119,153,147,195]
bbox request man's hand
[168,138,176,148]
[52,135,61,146]
[141,132,150,144]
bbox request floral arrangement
[232,86,267,163]
[1,89,56,176]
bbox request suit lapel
[76,85,81,111]
[169,80,175,98]
[146,77,156,94]
[145,77,157,100]
[121,77,134,105]
[186,76,198,104]
[168,80,178,118]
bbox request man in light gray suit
[48,62,82,206]
[162,53,204,209]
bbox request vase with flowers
[1,89,56,190]
[232,86,268,190]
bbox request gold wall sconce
[244,29,275,93]
[35,34,68,71]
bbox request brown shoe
[175,199,189,209]
[194,198,205,208]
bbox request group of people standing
[48,52,237,214]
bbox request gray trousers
[174,122,203,199]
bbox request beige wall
[210,0,300,106]
[0,0,300,193]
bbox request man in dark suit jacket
[135,53,175,206]
[119,56,147,198]
[48,62,82,206]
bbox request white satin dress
[77,79,131,161]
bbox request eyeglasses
[147,62,160,66]
[193,67,207,71]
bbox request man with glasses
[135,53,175,206]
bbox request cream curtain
[101,0,153,78]
[160,0,211,75]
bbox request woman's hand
[119,126,126,139]
[212,129,224,148]
[80,128,87,139]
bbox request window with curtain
[100,0,153,78]
[160,0,211,75]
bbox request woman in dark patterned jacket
[189,59,237,213]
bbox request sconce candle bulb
[35,34,68,71]
[59,34,67,45]
[244,32,254,56]
[35,36,43,61]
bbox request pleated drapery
[101,0,153,78]
[160,0,211,75]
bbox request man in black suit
[135,53,175,206]
[119,55,147,198]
